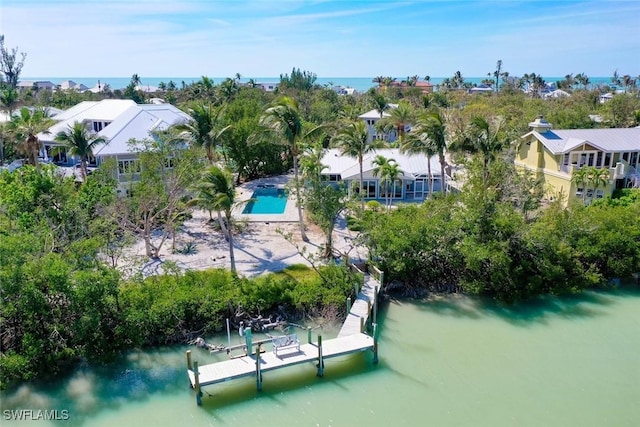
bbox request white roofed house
[359,104,401,143]
[514,116,640,204]
[320,148,443,203]
[37,99,191,187]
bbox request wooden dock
[187,265,383,405]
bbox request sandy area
[118,178,368,278]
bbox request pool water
[242,188,288,214]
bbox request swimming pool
[242,187,288,214]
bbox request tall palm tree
[191,165,238,273]
[376,101,415,145]
[371,93,389,118]
[54,121,106,180]
[401,115,439,198]
[450,116,510,185]
[332,120,382,209]
[6,107,53,171]
[406,110,449,195]
[176,103,231,164]
[372,155,402,209]
[260,96,316,241]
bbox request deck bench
[272,334,300,357]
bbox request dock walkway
[187,266,383,405]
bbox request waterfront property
[36,99,191,188]
[514,116,640,204]
[187,266,382,406]
[320,148,443,202]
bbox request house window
[118,159,140,174]
[575,187,584,197]
[352,180,377,198]
[596,189,604,199]
[563,154,570,166]
[604,152,612,168]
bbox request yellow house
[514,116,640,204]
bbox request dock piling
[317,335,324,377]
[256,343,263,391]
[226,318,231,347]
[373,323,379,364]
[194,361,202,406]
[346,296,351,314]
[186,350,192,371]
[307,326,312,344]
[360,316,365,333]
[373,286,378,325]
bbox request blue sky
[2,0,639,78]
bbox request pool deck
[235,175,300,223]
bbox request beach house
[514,116,640,204]
[38,99,191,187]
[320,148,443,202]
[359,104,403,143]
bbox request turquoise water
[242,188,288,214]
[2,286,639,426]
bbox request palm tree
[376,101,415,145]
[260,96,314,241]
[450,116,510,185]
[401,114,439,198]
[571,166,590,202]
[299,138,327,183]
[54,121,106,180]
[6,107,53,171]
[191,165,238,273]
[0,87,18,117]
[372,76,385,87]
[176,103,231,164]
[131,73,142,87]
[332,120,382,209]
[405,110,449,195]
[590,166,610,198]
[372,155,402,209]
[371,93,389,119]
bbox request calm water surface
[2,287,639,427]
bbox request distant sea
[22,76,615,92]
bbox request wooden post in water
[316,335,324,377]
[194,361,202,406]
[245,328,253,356]
[373,285,378,325]
[256,343,262,391]
[347,296,351,314]
[372,323,379,364]
[226,318,231,347]
[186,350,192,371]
[367,300,372,329]
[360,316,365,333]
[354,280,359,297]
[307,326,312,344]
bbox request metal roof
[532,128,640,154]
[321,148,441,180]
[39,100,190,156]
